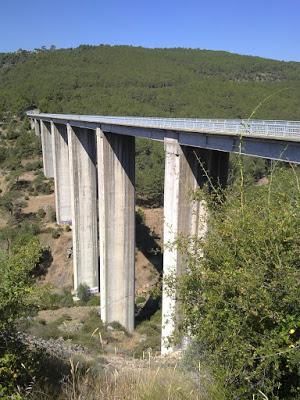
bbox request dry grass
[28,355,225,400]
[55,359,224,400]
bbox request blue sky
[1,0,299,61]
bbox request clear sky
[1,0,299,61]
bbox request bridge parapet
[28,112,300,140]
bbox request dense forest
[0,45,300,120]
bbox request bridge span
[27,111,300,354]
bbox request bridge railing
[27,112,300,140]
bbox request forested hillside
[1,45,299,205]
[0,45,300,120]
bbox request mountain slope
[0,45,299,120]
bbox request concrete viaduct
[27,111,300,354]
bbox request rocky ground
[19,328,179,374]
[20,332,86,359]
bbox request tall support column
[40,120,54,178]
[51,122,71,224]
[34,119,40,137]
[30,119,35,131]
[68,125,99,293]
[161,140,229,354]
[97,128,135,333]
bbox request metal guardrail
[26,112,300,141]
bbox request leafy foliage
[76,283,91,303]
[0,238,43,397]
[0,238,42,329]
[179,167,300,399]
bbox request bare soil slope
[23,193,55,214]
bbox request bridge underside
[29,113,300,354]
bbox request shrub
[39,289,74,310]
[179,168,300,399]
[34,180,52,194]
[0,239,43,397]
[108,321,127,332]
[0,147,7,165]
[5,129,21,140]
[37,207,46,219]
[24,160,43,171]
[77,283,91,303]
[59,291,74,308]
[136,296,146,304]
[0,333,42,398]
[51,229,60,239]
[86,295,99,306]
[46,206,56,222]
[14,131,41,159]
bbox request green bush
[39,289,74,310]
[86,295,100,306]
[65,224,71,232]
[46,206,56,222]
[136,296,146,304]
[33,180,53,194]
[0,238,43,397]
[58,291,74,308]
[5,129,21,140]
[108,321,127,332]
[0,147,8,165]
[179,168,300,399]
[51,229,60,239]
[37,207,46,219]
[24,160,43,171]
[0,238,42,328]
[0,334,41,398]
[77,283,91,303]
[14,131,41,159]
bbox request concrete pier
[68,125,99,293]
[161,139,229,354]
[40,120,54,178]
[51,122,71,224]
[97,128,135,332]
[34,119,40,137]
[30,118,35,131]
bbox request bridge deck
[27,112,300,164]
[27,113,300,141]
